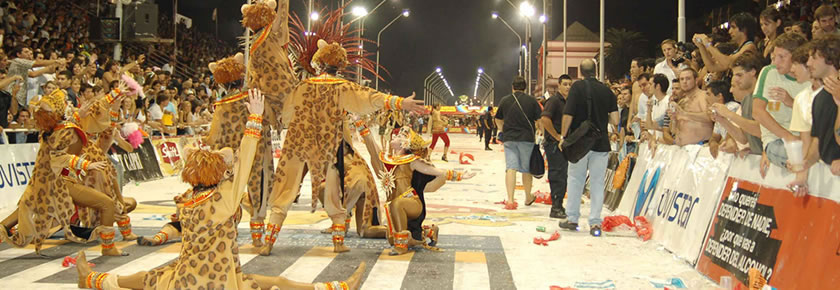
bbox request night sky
[166,0,741,104]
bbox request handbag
[511,93,545,179]
[562,79,603,163]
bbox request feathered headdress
[288,0,389,80]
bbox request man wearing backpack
[558,60,619,236]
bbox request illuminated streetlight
[539,14,546,23]
[310,11,320,21]
[352,6,368,17]
[436,67,441,73]
[402,9,410,17]
[478,68,484,74]
[519,1,535,17]
[491,11,499,19]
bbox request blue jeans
[503,141,533,173]
[566,150,609,226]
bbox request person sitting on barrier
[751,32,810,177]
[788,35,840,196]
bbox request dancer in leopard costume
[0,89,128,256]
[75,89,366,290]
[259,39,425,255]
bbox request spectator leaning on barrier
[752,32,810,176]
[558,59,618,236]
[644,73,671,141]
[787,43,823,159]
[495,76,542,210]
[634,73,653,137]
[789,34,840,197]
[672,68,714,146]
[540,74,571,219]
[707,80,741,157]
[711,53,764,156]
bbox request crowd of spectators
[0,0,239,144]
[608,1,840,197]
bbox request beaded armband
[69,156,91,172]
[321,281,350,290]
[445,170,463,181]
[85,272,110,290]
[104,89,122,104]
[354,120,370,137]
[383,95,405,111]
[109,111,120,125]
[244,114,263,138]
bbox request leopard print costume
[204,92,274,246]
[0,125,97,253]
[247,0,296,130]
[344,149,386,238]
[76,98,137,239]
[142,129,261,289]
[260,74,396,255]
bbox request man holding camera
[654,39,687,96]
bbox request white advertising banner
[644,146,733,265]
[0,143,40,212]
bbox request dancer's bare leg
[76,251,145,289]
[248,262,366,290]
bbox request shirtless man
[673,68,715,145]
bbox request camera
[671,41,698,65]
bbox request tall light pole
[599,0,605,80]
[492,12,523,76]
[351,6,368,84]
[375,9,410,91]
[563,0,567,74]
[540,10,547,97]
[423,69,439,105]
[519,1,536,94]
[678,0,686,42]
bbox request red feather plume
[288,1,390,82]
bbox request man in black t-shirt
[540,74,572,219]
[495,76,542,209]
[788,36,840,196]
[558,60,619,236]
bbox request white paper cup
[720,276,733,290]
[784,139,804,171]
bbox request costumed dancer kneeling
[0,89,128,256]
[379,128,474,255]
[75,89,365,290]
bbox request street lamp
[310,11,320,21]
[539,14,546,23]
[351,6,368,17]
[491,12,523,76]
[519,1,535,17]
[375,9,410,91]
